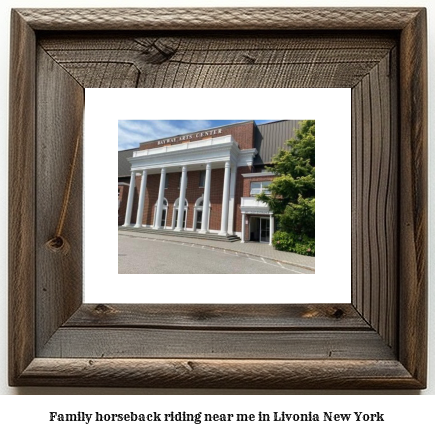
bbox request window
[194,196,207,231]
[250,181,271,196]
[160,209,167,227]
[164,173,169,189]
[196,211,202,230]
[199,170,206,187]
[174,198,188,208]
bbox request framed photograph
[9,8,427,388]
[87,88,350,303]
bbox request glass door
[260,217,270,243]
[161,209,167,228]
[196,210,202,230]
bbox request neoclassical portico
[123,135,257,236]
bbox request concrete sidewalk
[118,229,315,271]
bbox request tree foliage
[257,120,315,256]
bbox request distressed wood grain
[39,329,395,360]
[351,50,398,352]
[16,8,422,31]
[8,9,36,387]
[398,8,428,386]
[65,304,369,330]
[35,47,84,353]
[18,358,420,389]
[39,32,397,88]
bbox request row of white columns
[123,161,235,235]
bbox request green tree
[257,120,315,256]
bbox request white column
[175,166,188,231]
[193,206,198,231]
[241,212,246,243]
[269,213,274,245]
[170,208,176,229]
[122,171,136,226]
[219,161,231,235]
[134,170,147,228]
[154,168,166,229]
[200,163,212,233]
[227,164,237,234]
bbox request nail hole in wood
[94,304,116,315]
[45,236,70,255]
[332,308,344,319]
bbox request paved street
[119,233,314,274]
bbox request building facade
[118,120,301,244]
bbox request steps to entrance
[119,226,241,242]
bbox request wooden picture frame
[9,8,427,389]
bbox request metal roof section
[242,172,276,178]
[254,119,303,166]
[118,147,138,177]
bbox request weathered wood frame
[9,8,427,389]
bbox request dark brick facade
[139,121,255,151]
[119,121,279,236]
[118,178,134,226]
[118,185,128,226]
[235,167,251,233]
[134,168,227,231]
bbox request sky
[118,120,278,150]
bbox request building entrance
[249,216,270,243]
[196,210,203,230]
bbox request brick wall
[119,168,276,237]
[118,184,128,226]
[139,121,255,151]
[234,167,252,233]
[119,121,259,232]
[118,176,139,226]
[134,168,226,230]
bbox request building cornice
[139,121,254,148]
[242,172,276,178]
[127,135,258,173]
